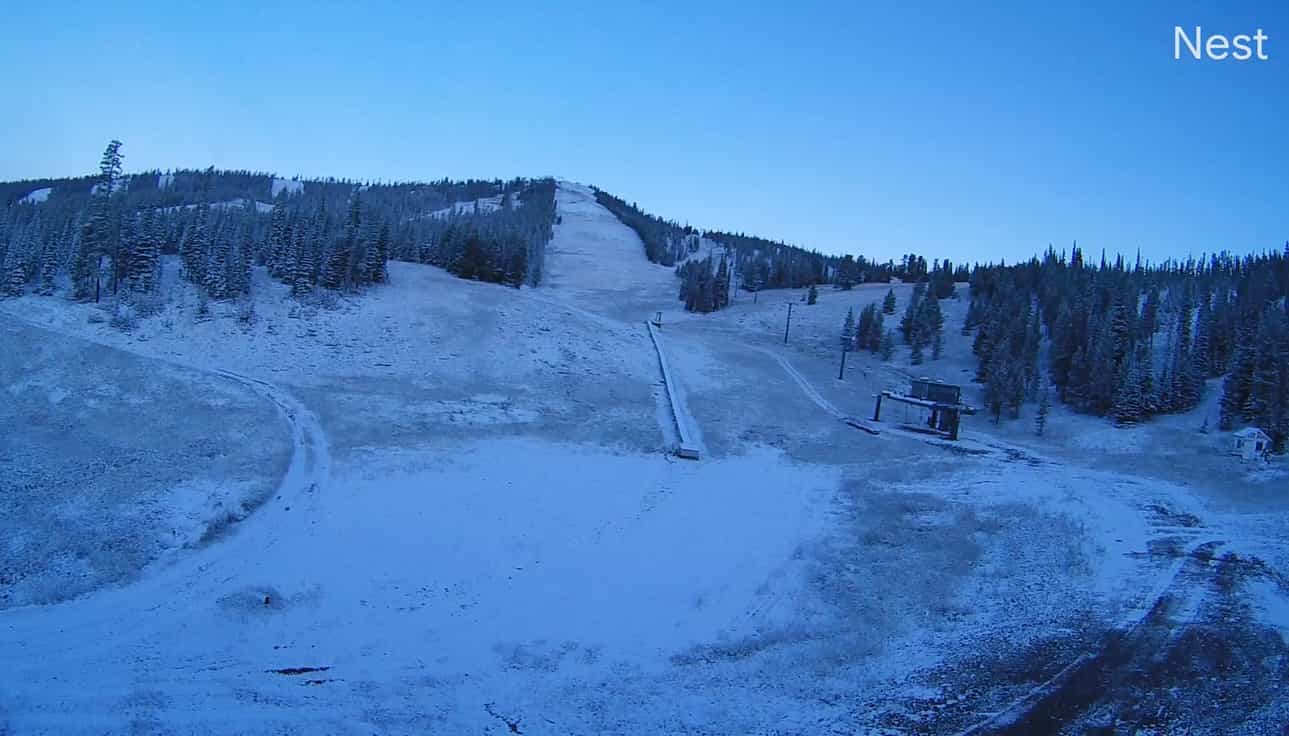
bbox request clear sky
[2,1,1286,265]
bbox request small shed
[1232,427,1272,461]
[873,378,974,441]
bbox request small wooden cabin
[1232,427,1272,461]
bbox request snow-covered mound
[160,198,274,214]
[18,187,51,204]
[89,178,127,196]
[270,177,303,197]
[413,192,523,220]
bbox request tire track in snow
[0,311,329,595]
[213,368,331,507]
[0,313,336,730]
[747,345,846,420]
[953,537,1223,736]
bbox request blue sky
[2,1,1285,264]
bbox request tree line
[965,245,1289,450]
[0,141,557,312]
[593,187,943,314]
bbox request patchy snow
[18,187,51,204]
[89,178,128,196]
[158,172,174,190]
[160,197,273,214]
[271,177,304,198]
[419,192,522,220]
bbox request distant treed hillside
[591,187,931,314]
[966,245,1289,450]
[0,143,556,311]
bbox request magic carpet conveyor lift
[872,378,976,441]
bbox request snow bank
[160,198,273,214]
[421,192,519,219]
[18,187,51,204]
[271,177,303,197]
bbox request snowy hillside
[270,177,303,197]
[17,187,50,204]
[0,181,1286,734]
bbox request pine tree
[70,223,97,301]
[266,202,290,278]
[71,141,124,301]
[1193,295,1212,378]
[368,221,390,284]
[291,228,314,297]
[204,225,231,299]
[841,307,856,352]
[882,288,896,314]
[1113,357,1144,426]
[1,240,26,297]
[714,255,730,309]
[984,353,1006,422]
[901,284,924,343]
[919,296,944,359]
[1036,385,1051,436]
[181,202,211,285]
[807,283,818,305]
[127,209,161,293]
[37,238,59,295]
[880,329,895,361]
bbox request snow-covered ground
[270,177,304,198]
[17,187,51,205]
[160,198,274,214]
[1,182,1286,734]
[424,192,520,219]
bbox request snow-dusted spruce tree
[37,238,60,295]
[1113,357,1144,426]
[203,224,230,298]
[180,201,210,286]
[367,221,389,284]
[901,283,924,344]
[880,329,895,361]
[918,294,944,360]
[290,229,314,297]
[856,304,883,353]
[882,288,896,315]
[1036,385,1051,436]
[71,140,124,301]
[807,283,818,305]
[265,201,289,278]
[126,208,161,294]
[1,240,27,297]
[714,255,730,309]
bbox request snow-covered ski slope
[542,182,678,323]
[2,182,1288,734]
